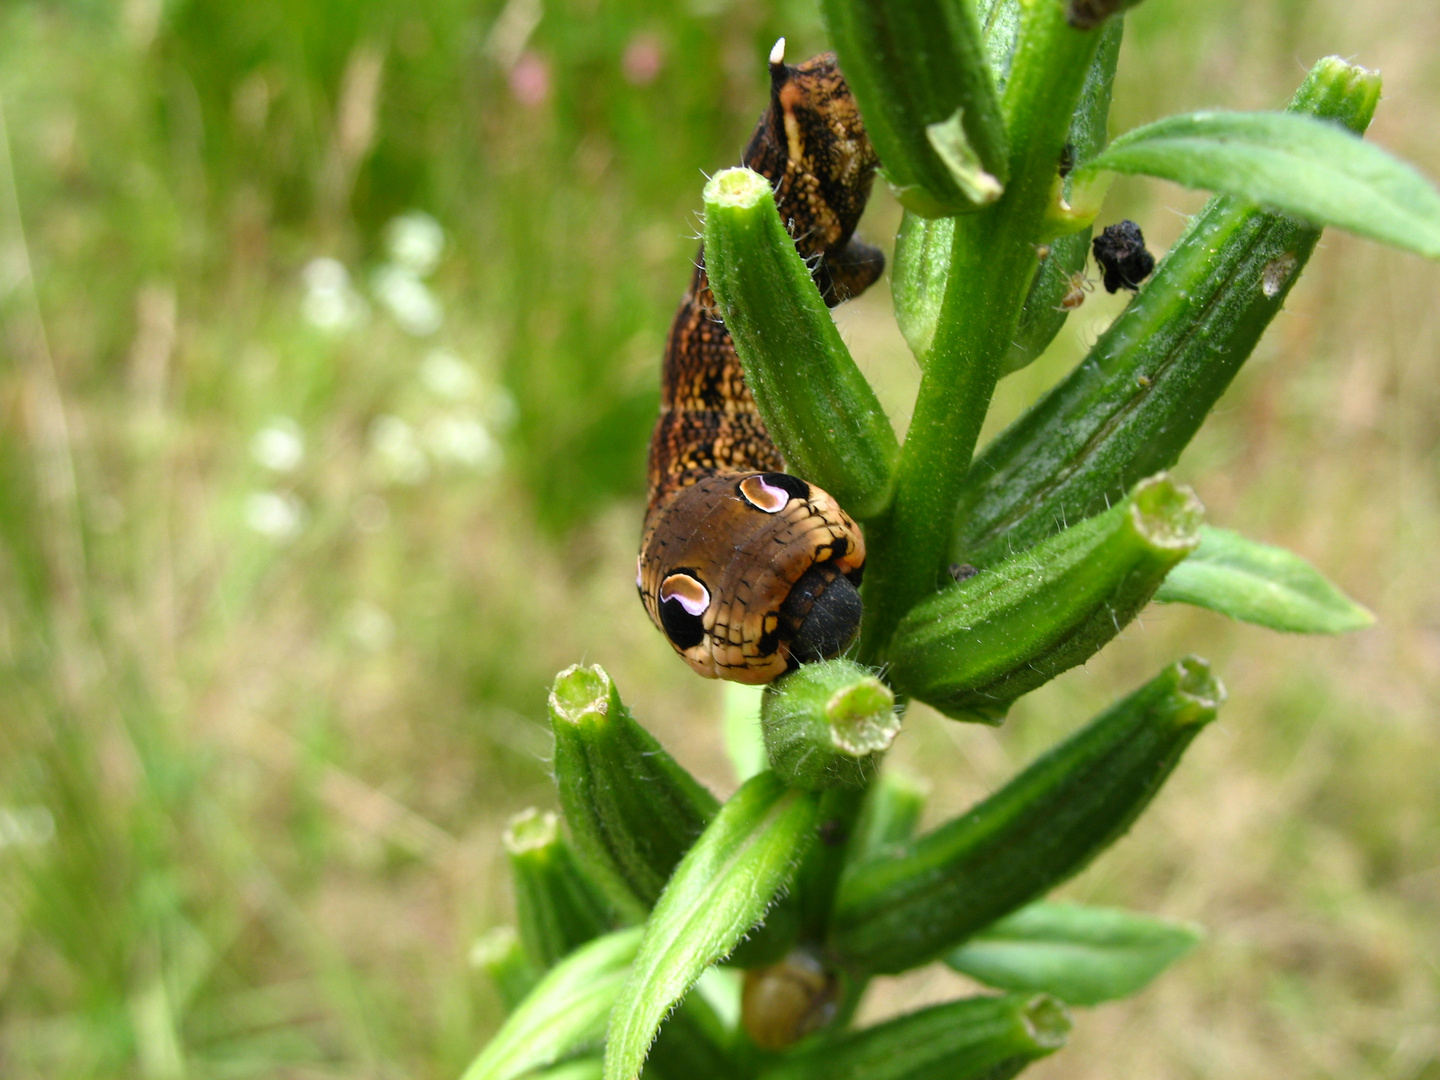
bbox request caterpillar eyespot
[638,48,880,684]
[738,472,808,513]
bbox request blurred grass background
[0,0,1436,1076]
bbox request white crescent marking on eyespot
[660,573,710,616]
[738,474,791,513]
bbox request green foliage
[945,901,1203,1005]
[1155,525,1374,633]
[1083,108,1440,259]
[831,657,1221,974]
[472,6,1436,1078]
[604,771,818,1080]
[463,928,643,1080]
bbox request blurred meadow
[1,0,1438,1076]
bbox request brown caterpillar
[637,42,883,684]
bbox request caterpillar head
[638,472,866,684]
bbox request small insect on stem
[1056,270,1095,312]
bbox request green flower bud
[504,809,617,970]
[891,474,1201,723]
[470,926,540,1012]
[762,659,903,790]
[549,664,719,917]
[702,167,897,520]
[832,657,1223,974]
[820,0,1009,216]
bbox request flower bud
[762,659,902,790]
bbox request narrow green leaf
[758,993,1069,1080]
[604,772,821,1080]
[1082,109,1440,260]
[702,167,897,519]
[1154,525,1374,633]
[832,657,1222,974]
[462,927,643,1080]
[946,901,1202,1005]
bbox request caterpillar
[637,42,883,684]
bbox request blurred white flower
[245,490,305,540]
[386,211,445,276]
[0,806,55,849]
[345,600,395,652]
[425,413,500,471]
[372,264,443,336]
[421,349,480,400]
[370,414,430,484]
[251,417,304,472]
[301,257,367,332]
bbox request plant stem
[861,0,1103,661]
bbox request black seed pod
[1092,219,1155,292]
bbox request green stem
[861,0,1103,661]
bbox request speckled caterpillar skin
[638,48,883,683]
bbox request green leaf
[1082,109,1440,260]
[462,927,643,1080]
[946,901,1202,1005]
[604,772,821,1080]
[1154,525,1374,633]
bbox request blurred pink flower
[509,51,551,107]
[622,34,664,86]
